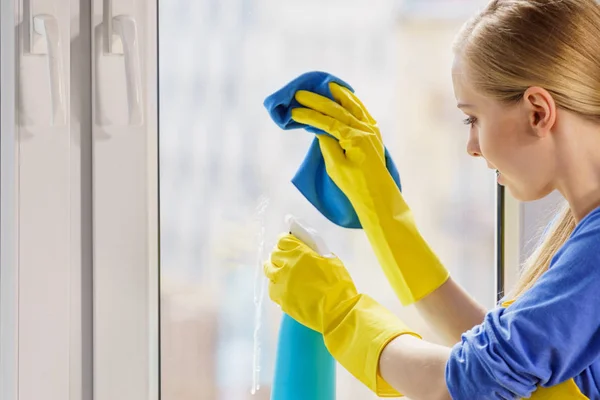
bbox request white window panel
[1,0,94,398]
[2,0,76,399]
[91,0,159,399]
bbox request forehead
[451,56,487,108]
[451,57,472,97]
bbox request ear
[523,87,556,137]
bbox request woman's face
[451,56,557,202]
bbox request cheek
[479,118,523,165]
[478,125,508,162]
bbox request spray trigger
[285,214,334,258]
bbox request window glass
[159,1,495,398]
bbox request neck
[554,119,600,222]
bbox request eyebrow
[457,103,474,109]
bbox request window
[3,1,560,399]
[159,1,496,399]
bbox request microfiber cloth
[263,71,402,229]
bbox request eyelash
[463,116,477,127]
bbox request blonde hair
[510,202,576,298]
[453,0,600,299]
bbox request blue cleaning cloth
[264,71,402,229]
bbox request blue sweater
[446,206,600,399]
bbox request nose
[466,130,481,158]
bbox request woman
[263,0,600,399]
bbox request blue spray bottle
[270,215,336,400]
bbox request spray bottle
[270,215,336,400]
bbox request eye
[463,116,478,127]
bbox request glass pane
[159,1,495,399]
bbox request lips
[484,161,501,177]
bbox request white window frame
[0,0,159,399]
[2,0,87,398]
[1,0,18,398]
[90,0,160,399]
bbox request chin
[506,182,553,202]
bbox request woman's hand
[291,82,389,202]
[292,83,485,343]
[263,232,419,397]
[263,233,359,334]
[291,83,450,306]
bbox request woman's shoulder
[554,205,600,260]
[498,206,600,308]
[573,205,600,235]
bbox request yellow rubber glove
[264,233,420,397]
[530,380,588,399]
[291,82,450,305]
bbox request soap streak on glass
[251,196,270,394]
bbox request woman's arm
[265,217,600,399]
[414,276,487,345]
[289,85,489,338]
[380,334,453,400]
[378,217,600,400]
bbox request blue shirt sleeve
[446,209,600,399]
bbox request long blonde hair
[453,0,600,299]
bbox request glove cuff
[323,294,421,397]
[352,180,450,306]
